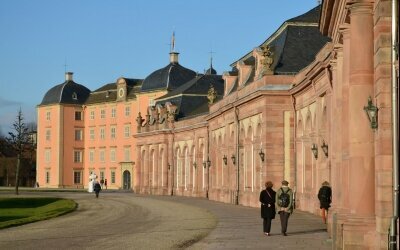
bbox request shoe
[264,232,268,236]
[282,233,287,236]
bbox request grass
[0,197,77,229]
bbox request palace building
[37,1,399,249]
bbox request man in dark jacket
[94,181,102,198]
[275,180,293,236]
[259,181,276,236]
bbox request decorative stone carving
[148,106,158,125]
[136,112,144,132]
[207,85,217,104]
[165,102,177,122]
[260,44,274,75]
[156,104,167,124]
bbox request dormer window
[72,92,78,100]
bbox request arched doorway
[123,170,131,190]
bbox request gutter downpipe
[389,0,399,249]
[206,124,210,199]
[234,106,240,205]
[171,122,175,196]
[291,95,297,209]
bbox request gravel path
[0,192,216,250]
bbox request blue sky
[0,0,319,135]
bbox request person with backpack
[318,181,332,224]
[259,181,276,236]
[275,180,293,236]
[94,181,102,198]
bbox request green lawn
[0,197,77,229]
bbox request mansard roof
[230,5,330,75]
[141,62,197,92]
[85,78,142,104]
[40,80,90,106]
[155,74,224,119]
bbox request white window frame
[75,129,83,141]
[89,150,94,163]
[90,110,95,120]
[110,148,116,162]
[74,150,83,163]
[100,127,105,140]
[125,106,131,116]
[124,125,131,138]
[124,147,131,162]
[89,128,95,140]
[45,149,51,163]
[100,149,105,162]
[111,126,116,139]
[45,129,51,141]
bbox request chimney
[65,72,73,81]
[169,52,179,64]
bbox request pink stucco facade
[37,1,398,248]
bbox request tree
[7,108,32,195]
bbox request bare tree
[7,108,32,195]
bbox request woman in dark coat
[259,181,276,236]
[318,181,332,224]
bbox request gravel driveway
[0,192,216,250]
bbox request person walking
[259,181,276,236]
[318,181,332,224]
[275,180,293,236]
[94,181,102,198]
[104,179,108,190]
[100,179,104,189]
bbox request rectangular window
[100,171,105,181]
[75,111,82,121]
[73,171,82,184]
[89,129,95,140]
[124,147,131,162]
[75,129,83,141]
[46,111,51,121]
[45,149,51,163]
[100,109,106,119]
[46,129,51,141]
[90,110,95,120]
[74,151,83,163]
[100,127,105,140]
[111,108,116,118]
[111,171,116,184]
[111,127,116,139]
[110,148,116,162]
[100,150,105,162]
[124,125,130,138]
[46,171,50,184]
[125,106,130,116]
[89,150,94,163]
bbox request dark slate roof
[205,65,217,75]
[85,78,142,104]
[230,5,329,75]
[286,5,321,23]
[141,63,197,92]
[155,74,224,119]
[40,80,90,105]
[272,25,330,74]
